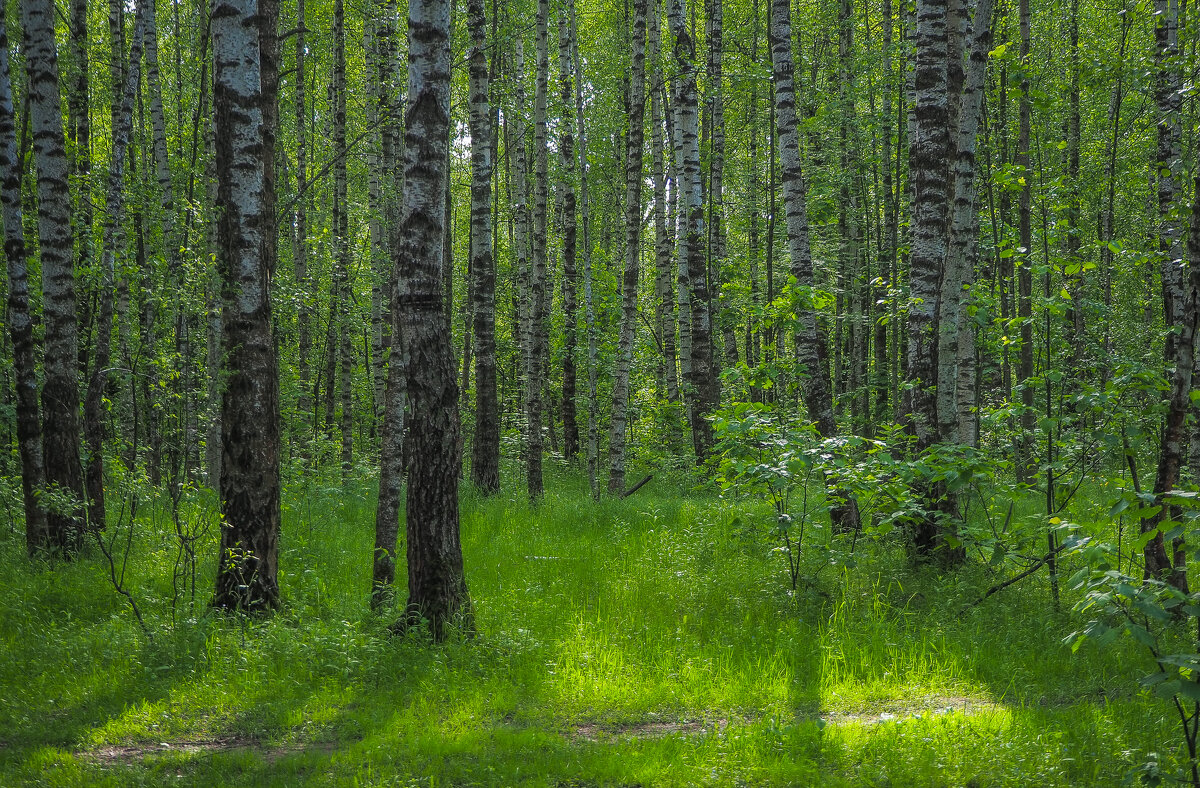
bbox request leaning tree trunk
[607,0,649,494]
[393,0,471,637]
[212,0,282,612]
[468,0,499,493]
[668,0,720,464]
[0,14,48,554]
[21,0,87,555]
[769,0,860,532]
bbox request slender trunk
[707,0,736,370]
[1143,175,1200,592]
[1144,0,1187,588]
[510,36,537,499]
[334,0,354,476]
[294,0,312,434]
[372,0,406,601]
[875,0,896,429]
[1100,9,1133,381]
[747,0,762,402]
[558,6,580,462]
[1016,0,1034,484]
[529,0,550,498]
[650,1,680,417]
[1063,0,1082,369]
[85,0,149,533]
[570,0,600,498]
[0,15,48,553]
[769,0,859,531]
[608,0,649,493]
[468,0,499,492]
[669,0,719,463]
[367,15,386,435]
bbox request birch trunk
[529,0,550,498]
[558,7,580,463]
[769,0,859,532]
[333,0,354,475]
[1015,0,1034,485]
[393,0,471,636]
[468,0,499,492]
[372,0,406,607]
[212,0,282,612]
[875,0,896,428]
[294,0,312,434]
[509,37,537,499]
[905,0,948,453]
[85,0,149,532]
[607,0,648,493]
[0,14,48,553]
[569,0,600,498]
[669,0,719,463]
[21,0,87,554]
[937,0,994,447]
[1143,0,1187,588]
[706,0,736,369]
[649,1,680,415]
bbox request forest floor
[0,462,1179,786]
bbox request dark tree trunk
[21,0,87,555]
[212,0,282,613]
[394,0,471,637]
[0,14,48,553]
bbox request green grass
[0,461,1180,786]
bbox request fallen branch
[966,540,1069,610]
[622,474,653,499]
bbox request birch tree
[212,0,282,611]
[0,13,48,554]
[607,0,648,493]
[558,7,580,463]
[21,0,87,554]
[768,0,859,532]
[393,0,472,636]
[469,0,499,492]
[668,0,719,463]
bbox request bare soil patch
[83,737,339,765]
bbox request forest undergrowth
[0,460,1179,786]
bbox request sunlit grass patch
[0,463,1181,786]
